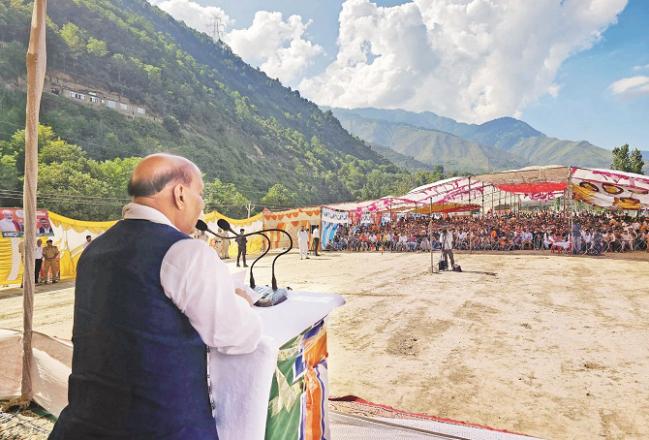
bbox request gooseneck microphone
[196,219,229,239]
[215,219,293,291]
[197,219,293,306]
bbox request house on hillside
[48,80,146,119]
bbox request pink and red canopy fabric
[494,182,568,194]
[324,166,649,215]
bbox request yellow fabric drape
[0,209,270,285]
[202,211,265,255]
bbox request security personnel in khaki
[42,239,60,283]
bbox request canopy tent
[1,208,279,286]
[322,166,648,222]
[262,206,321,249]
[570,167,649,210]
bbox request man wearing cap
[42,239,60,283]
[49,153,260,440]
[236,228,248,267]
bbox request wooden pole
[21,0,48,404]
[481,186,485,218]
[491,187,494,217]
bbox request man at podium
[49,154,261,440]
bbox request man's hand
[235,288,254,306]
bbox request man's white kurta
[123,203,262,354]
[297,229,309,258]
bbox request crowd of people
[325,211,649,256]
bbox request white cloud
[224,12,323,86]
[149,0,232,38]
[149,1,322,87]
[609,76,649,97]
[633,64,649,72]
[299,0,627,123]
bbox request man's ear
[172,184,185,209]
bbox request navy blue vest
[49,220,218,439]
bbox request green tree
[92,157,141,198]
[611,144,631,171]
[0,41,27,80]
[86,37,108,57]
[162,115,181,135]
[359,170,392,200]
[2,125,133,219]
[0,154,20,206]
[204,178,250,218]
[59,23,87,56]
[629,148,645,175]
[261,183,298,208]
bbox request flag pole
[20,0,48,405]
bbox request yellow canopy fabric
[0,208,267,286]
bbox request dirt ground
[2,250,648,439]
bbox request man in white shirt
[50,154,261,439]
[297,226,309,260]
[34,239,43,284]
[440,228,455,270]
[312,225,320,256]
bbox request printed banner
[570,168,649,210]
[320,207,349,225]
[0,208,53,238]
[265,320,330,440]
[321,222,339,250]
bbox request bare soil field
[2,250,648,439]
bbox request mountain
[369,145,435,172]
[331,112,525,172]
[468,117,543,151]
[509,137,611,168]
[0,0,399,212]
[331,107,614,170]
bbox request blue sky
[523,0,649,149]
[155,0,647,150]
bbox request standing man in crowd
[83,235,92,249]
[312,224,320,256]
[236,228,248,267]
[298,226,309,260]
[42,239,59,283]
[440,228,455,270]
[35,238,43,284]
[49,153,261,439]
[571,220,582,255]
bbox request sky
[148,0,648,150]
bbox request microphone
[217,218,233,234]
[215,219,293,291]
[197,219,292,306]
[196,219,229,239]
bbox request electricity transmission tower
[209,15,223,42]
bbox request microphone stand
[198,220,294,306]
[228,227,293,291]
[248,232,270,289]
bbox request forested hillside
[0,0,436,219]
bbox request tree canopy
[612,144,645,175]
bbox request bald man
[50,154,261,440]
